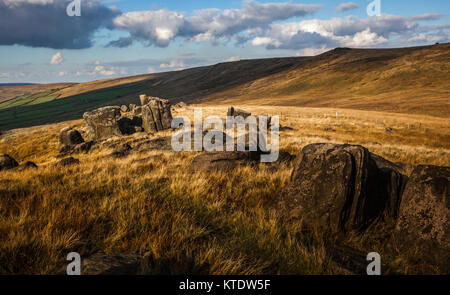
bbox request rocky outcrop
[395,165,449,269]
[141,97,173,132]
[278,143,407,233]
[82,96,172,141]
[0,154,19,171]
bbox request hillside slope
[195,43,450,117]
[0,43,448,130]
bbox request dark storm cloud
[0,0,120,49]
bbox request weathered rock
[0,154,19,171]
[83,106,122,140]
[227,106,251,119]
[140,94,149,106]
[142,97,173,132]
[58,157,80,167]
[395,165,449,268]
[129,104,136,112]
[60,127,84,146]
[191,151,259,173]
[278,143,406,233]
[133,106,143,116]
[120,105,129,113]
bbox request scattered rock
[173,102,187,108]
[323,127,336,132]
[278,143,407,233]
[58,157,80,167]
[385,127,393,133]
[191,151,260,173]
[13,161,38,171]
[395,165,449,270]
[0,154,19,171]
[60,127,84,146]
[227,106,251,119]
[279,125,295,131]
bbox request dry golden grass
[0,105,448,274]
[199,44,450,118]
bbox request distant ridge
[0,83,38,87]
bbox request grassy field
[0,91,60,110]
[0,105,448,274]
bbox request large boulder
[142,97,173,132]
[395,165,449,268]
[0,154,19,171]
[83,106,123,140]
[278,143,406,233]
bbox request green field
[0,84,145,130]
[0,91,60,110]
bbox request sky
[0,0,449,83]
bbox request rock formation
[82,95,173,141]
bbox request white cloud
[224,56,241,62]
[110,1,322,47]
[297,46,332,56]
[160,59,184,69]
[249,14,445,50]
[50,52,63,65]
